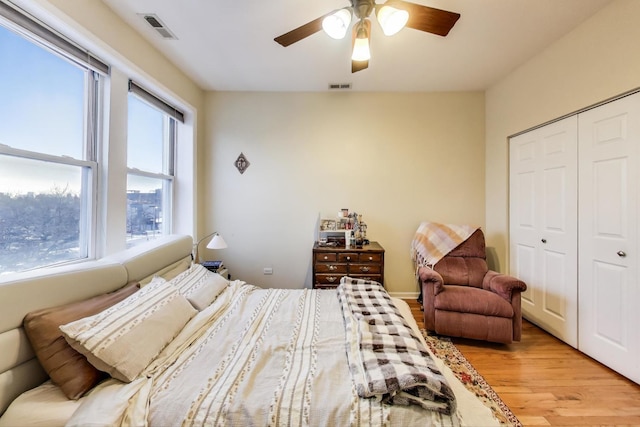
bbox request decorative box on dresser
[312,241,385,289]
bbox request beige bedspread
[67,281,461,426]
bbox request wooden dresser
[312,241,385,289]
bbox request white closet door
[578,92,640,384]
[510,116,578,346]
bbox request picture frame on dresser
[319,219,336,231]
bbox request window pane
[0,25,85,159]
[0,155,88,275]
[127,95,165,173]
[126,174,168,247]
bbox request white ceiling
[100,0,612,92]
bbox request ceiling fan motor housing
[351,0,375,19]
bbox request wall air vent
[138,13,177,40]
[328,83,352,90]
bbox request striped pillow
[59,278,196,382]
[171,263,230,310]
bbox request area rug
[421,330,522,427]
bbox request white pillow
[59,279,197,382]
[171,263,230,310]
[186,273,230,311]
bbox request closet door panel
[578,92,640,384]
[592,261,627,347]
[538,121,578,347]
[510,116,578,346]
[543,166,567,230]
[511,137,539,309]
[510,135,541,315]
[516,243,536,307]
[516,171,536,230]
[542,249,568,320]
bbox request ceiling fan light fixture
[376,5,409,36]
[322,8,352,39]
[351,21,371,61]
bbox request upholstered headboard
[0,234,193,415]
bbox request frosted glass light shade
[351,31,371,61]
[377,5,409,36]
[206,234,228,249]
[322,9,352,39]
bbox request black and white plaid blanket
[337,277,457,415]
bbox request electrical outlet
[263,267,273,275]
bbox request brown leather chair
[419,229,527,344]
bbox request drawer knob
[323,256,329,260]
[328,265,337,271]
[368,256,373,261]
[327,276,337,282]
[360,266,370,272]
[346,256,351,261]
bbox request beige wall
[485,0,640,273]
[203,92,485,295]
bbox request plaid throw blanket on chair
[411,222,479,268]
[337,277,457,415]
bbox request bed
[0,235,498,426]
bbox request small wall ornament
[234,152,250,174]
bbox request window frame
[0,0,197,276]
[0,3,106,272]
[126,85,179,241]
[0,139,98,268]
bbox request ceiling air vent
[328,83,352,90]
[138,13,177,40]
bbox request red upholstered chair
[419,229,527,344]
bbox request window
[0,3,196,276]
[0,4,107,275]
[126,81,182,247]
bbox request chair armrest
[418,267,445,295]
[483,270,527,301]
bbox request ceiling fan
[274,0,460,73]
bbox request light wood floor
[405,299,640,426]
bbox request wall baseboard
[388,291,419,300]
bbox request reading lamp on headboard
[194,232,228,263]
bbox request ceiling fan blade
[394,1,460,36]
[274,15,326,47]
[352,59,369,73]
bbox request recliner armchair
[419,229,527,344]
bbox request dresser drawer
[359,253,383,263]
[314,283,340,290]
[315,274,343,286]
[338,253,358,263]
[314,263,347,274]
[350,274,383,283]
[315,253,337,262]
[350,263,381,274]
[312,241,385,289]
